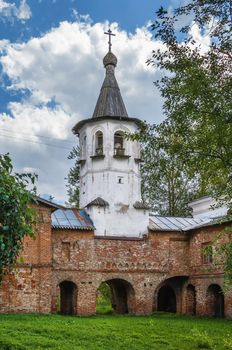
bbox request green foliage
[66,146,80,207]
[208,224,232,291]
[0,313,231,349]
[96,282,113,314]
[128,123,202,216]
[190,328,215,349]
[98,282,112,303]
[0,154,36,276]
[149,0,232,286]
[96,282,113,315]
[150,0,232,211]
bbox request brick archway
[186,284,196,315]
[154,275,188,313]
[98,278,135,314]
[59,281,77,315]
[157,285,176,313]
[206,284,224,317]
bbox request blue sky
[0,0,197,203]
[0,0,171,116]
[0,0,171,40]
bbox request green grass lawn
[0,313,231,350]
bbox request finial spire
[104,28,116,52]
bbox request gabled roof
[35,196,64,212]
[86,197,109,207]
[149,214,232,232]
[149,214,204,232]
[52,208,94,230]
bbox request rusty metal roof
[52,208,94,230]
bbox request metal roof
[35,196,64,211]
[52,209,94,230]
[92,51,128,119]
[72,51,142,136]
[149,214,205,232]
[86,197,109,207]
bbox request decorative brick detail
[0,204,232,318]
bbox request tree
[66,146,80,207]
[150,0,232,211]
[148,0,232,289]
[0,154,36,277]
[130,123,201,216]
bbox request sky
[0,0,206,204]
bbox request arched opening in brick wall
[59,281,77,315]
[96,282,113,314]
[186,284,196,315]
[154,276,188,313]
[157,285,176,313]
[206,284,224,318]
[97,279,135,315]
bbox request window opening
[95,131,103,155]
[114,131,125,156]
[118,176,124,184]
[202,243,213,264]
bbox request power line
[0,128,75,144]
[0,133,74,150]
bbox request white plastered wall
[78,118,149,237]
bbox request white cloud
[188,22,211,53]
[0,20,164,203]
[0,0,31,22]
[17,0,31,21]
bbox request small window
[95,131,103,155]
[114,131,125,156]
[202,243,213,264]
[118,176,124,184]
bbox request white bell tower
[73,30,149,237]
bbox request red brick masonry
[0,203,231,318]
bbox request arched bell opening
[95,131,104,155]
[58,281,77,316]
[114,131,125,156]
[206,284,224,318]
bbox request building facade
[0,45,231,318]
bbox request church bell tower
[72,30,149,237]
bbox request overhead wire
[0,127,75,144]
[0,133,74,150]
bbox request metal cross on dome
[104,28,116,52]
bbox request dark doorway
[186,284,196,315]
[59,281,77,315]
[157,285,176,313]
[206,284,224,318]
[97,279,135,314]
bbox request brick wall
[1,206,232,318]
[0,204,53,314]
